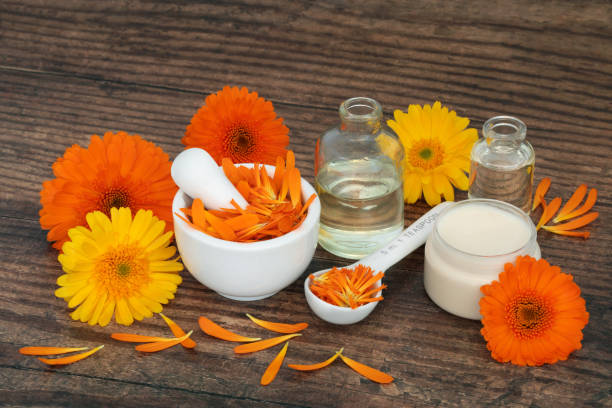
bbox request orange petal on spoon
[160,313,196,349]
[234,334,301,354]
[536,197,562,230]
[532,177,551,211]
[554,188,597,223]
[339,354,394,384]
[37,345,104,366]
[135,331,193,353]
[288,348,343,371]
[19,346,88,356]
[246,314,308,334]
[199,316,261,342]
[260,342,289,386]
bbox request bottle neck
[483,116,526,152]
[339,97,383,133]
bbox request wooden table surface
[1,1,610,407]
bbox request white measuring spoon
[304,201,454,325]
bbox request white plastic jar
[424,199,540,320]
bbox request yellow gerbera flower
[387,101,478,206]
[56,207,183,327]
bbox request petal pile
[176,151,317,242]
[533,178,598,238]
[19,345,103,366]
[309,265,386,309]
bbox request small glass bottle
[468,116,535,213]
[315,97,404,259]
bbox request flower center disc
[95,245,150,298]
[505,291,554,339]
[99,188,132,216]
[408,140,444,170]
[227,124,255,159]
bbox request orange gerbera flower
[479,256,589,366]
[40,131,176,250]
[182,86,289,165]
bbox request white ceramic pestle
[304,201,454,325]
[171,148,248,210]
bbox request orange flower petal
[236,180,251,201]
[532,177,551,211]
[19,346,88,356]
[222,157,240,184]
[555,184,587,221]
[199,316,261,342]
[246,314,308,334]
[175,211,208,234]
[160,313,196,349]
[191,198,207,228]
[288,348,343,371]
[272,156,285,193]
[111,333,178,343]
[536,197,562,230]
[288,167,302,208]
[234,334,301,354]
[135,331,193,353]
[204,211,236,241]
[260,342,289,386]
[286,151,295,171]
[297,194,316,218]
[225,214,260,232]
[543,212,598,232]
[542,230,590,239]
[37,345,104,366]
[339,354,394,384]
[554,188,597,223]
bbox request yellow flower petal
[88,290,108,326]
[422,182,441,206]
[98,298,116,327]
[115,298,134,326]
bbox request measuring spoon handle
[354,201,454,272]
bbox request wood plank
[0,0,611,134]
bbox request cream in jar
[424,199,540,320]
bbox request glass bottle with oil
[468,116,535,213]
[315,97,404,259]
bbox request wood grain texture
[0,0,611,407]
